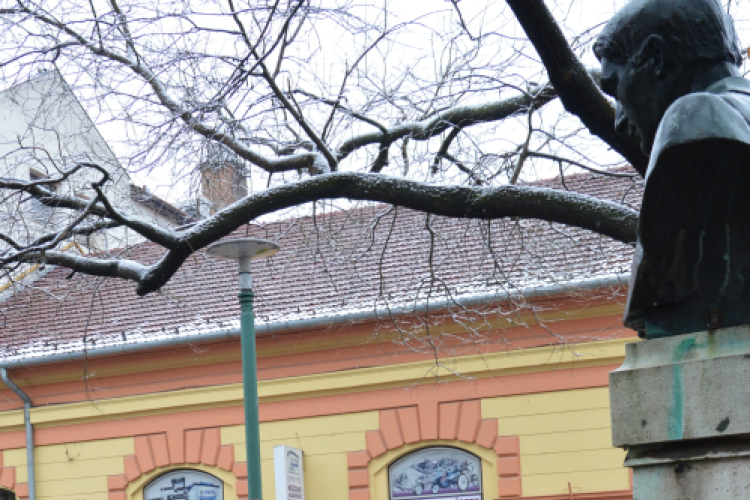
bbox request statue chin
[618,120,650,155]
[637,134,651,157]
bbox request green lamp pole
[206,238,279,500]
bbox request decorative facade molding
[346,401,523,500]
[0,450,25,499]
[232,461,249,500]
[107,428,240,500]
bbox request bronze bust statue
[594,0,750,338]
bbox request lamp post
[205,238,279,500]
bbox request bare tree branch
[128,172,637,295]
[505,0,649,175]
[0,0,655,307]
[337,84,558,162]
[10,0,327,175]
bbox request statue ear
[643,35,667,78]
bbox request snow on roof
[0,169,641,362]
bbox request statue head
[594,0,743,153]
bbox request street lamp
[205,238,280,500]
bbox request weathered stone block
[610,326,750,447]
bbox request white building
[0,70,194,294]
[0,70,190,253]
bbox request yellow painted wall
[0,337,632,500]
[5,437,133,500]
[483,386,628,497]
[0,386,630,500]
[2,412,377,500]
[222,411,380,500]
[16,338,628,431]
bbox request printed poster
[144,469,223,500]
[389,447,482,500]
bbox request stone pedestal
[609,326,750,499]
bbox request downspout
[0,369,35,500]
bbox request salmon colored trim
[14,483,27,500]
[0,467,15,491]
[396,407,420,444]
[107,428,237,499]
[0,451,23,499]
[255,363,613,432]
[0,336,627,437]
[0,320,631,413]
[0,363,616,450]
[0,304,631,411]
[347,402,522,500]
[495,437,522,498]
[234,462,249,500]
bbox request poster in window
[143,469,223,500]
[389,447,481,500]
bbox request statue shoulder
[648,86,750,178]
[654,87,750,152]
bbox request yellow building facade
[0,289,634,500]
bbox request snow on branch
[336,84,558,162]
[122,172,638,295]
[506,0,648,175]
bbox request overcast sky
[99,0,750,205]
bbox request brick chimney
[199,144,247,215]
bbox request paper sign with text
[274,446,305,500]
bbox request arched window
[388,447,482,500]
[0,489,15,500]
[143,469,223,500]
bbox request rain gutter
[0,368,35,500]
[0,274,628,370]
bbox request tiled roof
[0,169,641,362]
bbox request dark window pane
[0,489,16,500]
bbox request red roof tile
[0,169,641,361]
